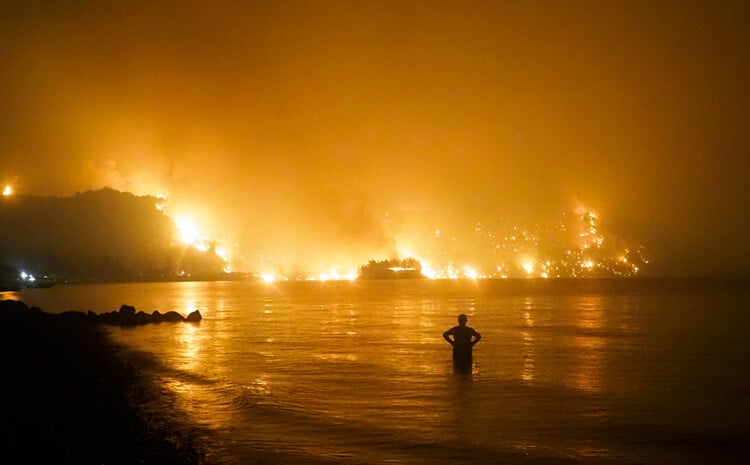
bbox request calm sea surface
[13,278,750,464]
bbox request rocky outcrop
[92,304,202,326]
[1,300,202,326]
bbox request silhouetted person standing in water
[443,314,481,372]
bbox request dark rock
[163,311,185,322]
[135,311,151,325]
[0,299,30,316]
[119,304,136,316]
[99,311,119,324]
[1,300,199,327]
[118,304,136,325]
[29,305,44,315]
[58,310,89,323]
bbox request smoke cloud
[1,1,749,277]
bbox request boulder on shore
[103,304,202,325]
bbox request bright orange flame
[421,261,437,279]
[174,216,201,245]
[463,266,479,279]
[150,198,643,280]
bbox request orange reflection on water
[577,296,604,330]
[522,330,535,382]
[417,300,437,345]
[243,376,271,396]
[569,336,605,393]
[383,299,448,376]
[175,323,200,367]
[313,352,358,362]
[519,298,537,383]
[168,282,232,379]
[176,281,202,318]
[568,296,606,393]
[0,291,20,301]
[171,282,204,370]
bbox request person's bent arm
[472,331,482,346]
[443,330,454,346]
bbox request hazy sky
[1,1,749,276]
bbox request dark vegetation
[1,299,208,464]
[0,188,226,283]
[358,257,424,279]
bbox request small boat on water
[25,276,56,288]
[1,269,56,291]
[18,271,56,289]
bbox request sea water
[15,278,750,464]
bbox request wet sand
[1,299,207,465]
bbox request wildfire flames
[154,194,647,281]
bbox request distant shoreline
[13,275,749,285]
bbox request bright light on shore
[421,261,437,279]
[463,266,479,279]
[2,185,12,196]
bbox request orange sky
[1,1,749,276]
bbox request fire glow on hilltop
[149,193,647,281]
[151,195,234,274]
[251,203,649,282]
[403,205,648,280]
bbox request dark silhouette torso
[445,325,479,363]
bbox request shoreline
[1,299,209,464]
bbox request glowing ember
[345,204,648,280]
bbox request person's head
[458,314,468,326]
